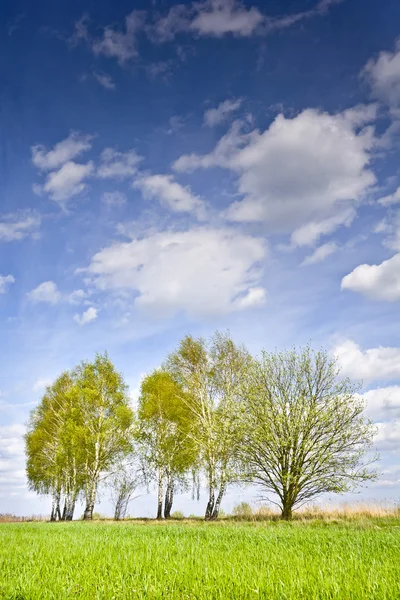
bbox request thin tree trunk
[157,468,164,520]
[50,490,56,521]
[205,470,215,520]
[83,480,98,520]
[211,482,226,520]
[164,474,174,519]
[55,492,62,521]
[61,500,67,521]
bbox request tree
[240,347,378,520]
[109,457,142,520]
[166,332,250,520]
[73,353,134,520]
[137,370,196,519]
[25,372,84,521]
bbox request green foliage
[232,502,253,518]
[1,521,399,599]
[170,511,185,519]
[239,346,378,519]
[25,353,134,520]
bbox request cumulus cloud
[84,227,266,317]
[204,98,243,127]
[73,306,98,325]
[0,274,15,294]
[363,40,400,113]
[133,174,206,218]
[334,340,400,382]
[341,253,400,301]
[31,132,92,171]
[93,71,115,90]
[301,242,338,266]
[0,212,41,242]
[190,0,264,37]
[27,281,61,305]
[97,148,142,179]
[174,107,376,235]
[36,161,94,204]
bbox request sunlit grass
[0,519,399,599]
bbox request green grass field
[0,519,399,599]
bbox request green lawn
[0,519,399,599]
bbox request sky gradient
[1,0,400,517]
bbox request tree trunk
[281,503,293,520]
[157,468,164,520]
[50,491,56,521]
[205,474,215,520]
[164,475,174,519]
[83,481,98,520]
[211,482,226,520]
[61,500,67,521]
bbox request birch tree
[240,347,378,519]
[137,370,196,519]
[166,332,250,520]
[73,353,134,520]
[25,372,84,521]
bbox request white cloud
[149,0,343,42]
[102,191,128,207]
[190,0,263,38]
[147,5,190,43]
[363,40,400,112]
[97,148,142,179]
[301,242,338,266]
[28,281,61,305]
[334,340,400,382]
[33,378,53,392]
[36,160,94,204]
[73,306,98,325]
[0,275,15,294]
[378,186,400,206]
[375,421,400,449]
[291,209,355,247]
[174,107,376,234]
[341,253,400,302]
[84,226,266,317]
[0,212,41,242]
[133,174,205,218]
[92,11,145,64]
[93,71,116,90]
[31,132,92,171]
[204,98,243,127]
[68,289,88,305]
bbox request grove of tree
[25,336,377,521]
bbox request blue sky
[1,0,400,517]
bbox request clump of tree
[165,332,251,520]
[25,353,134,520]
[238,347,378,519]
[25,339,378,522]
[137,370,196,519]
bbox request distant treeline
[25,332,377,521]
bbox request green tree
[137,370,196,519]
[73,353,134,520]
[166,332,250,520]
[240,346,378,520]
[25,372,84,521]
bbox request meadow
[1,517,400,599]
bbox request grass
[0,519,399,599]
